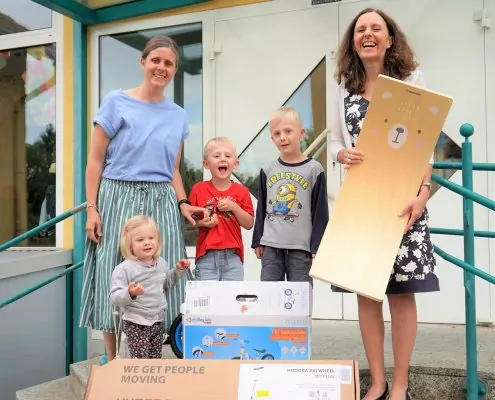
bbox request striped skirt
[79,178,193,333]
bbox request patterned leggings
[124,320,164,359]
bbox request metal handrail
[0,203,87,252]
[300,128,331,199]
[304,128,330,156]
[434,245,495,285]
[431,174,495,212]
[0,203,87,375]
[434,161,495,171]
[429,123,494,399]
[0,261,83,309]
[430,227,495,239]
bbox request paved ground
[88,319,495,374]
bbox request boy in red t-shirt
[188,137,254,281]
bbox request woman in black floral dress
[329,8,439,400]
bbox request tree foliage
[25,124,56,231]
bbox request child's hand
[128,282,145,298]
[255,246,263,259]
[217,199,238,213]
[200,213,218,228]
[181,204,209,226]
[176,259,191,270]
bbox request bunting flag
[25,45,56,126]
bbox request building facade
[1,0,494,327]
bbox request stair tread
[16,376,75,400]
[18,355,495,400]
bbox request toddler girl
[110,215,190,359]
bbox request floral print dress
[336,92,439,294]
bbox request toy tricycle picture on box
[185,326,309,360]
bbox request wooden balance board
[310,74,453,301]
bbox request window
[431,133,462,197]
[98,23,203,246]
[236,58,327,198]
[0,1,52,34]
[0,44,57,246]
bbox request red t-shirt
[188,181,254,262]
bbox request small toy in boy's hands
[200,213,219,228]
[128,281,145,298]
[216,199,235,219]
[192,209,207,220]
[176,259,191,270]
[217,198,237,212]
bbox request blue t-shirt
[95,89,190,182]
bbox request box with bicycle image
[182,281,312,360]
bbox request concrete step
[68,356,495,400]
[15,353,495,400]
[15,376,75,400]
[81,320,495,399]
[69,357,99,400]
[16,320,495,399]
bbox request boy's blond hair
[203,136,238,160]
[120,215,162,260]
[268,106,303,132]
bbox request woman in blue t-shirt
[79,35,207,363]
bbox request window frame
[0,8,57,50]
[0,11,65,248]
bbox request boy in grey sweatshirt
[252,106,329,284]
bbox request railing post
[460,123,483,399]
[65,268,73,375]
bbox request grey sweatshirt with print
[252,158,329,254]
[110,257,186,326]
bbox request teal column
[72,20,88,363]
[460,123,484,399]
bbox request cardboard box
[183,281,312,360]
[84,358,360,399]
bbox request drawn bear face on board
[376,89,444,152]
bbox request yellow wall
[63,17,75,248]
[62,0,269,248]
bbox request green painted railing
[430,123,495,399]
[0,203,86,252]
[0,202,86,374]
[0,261,83,309]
